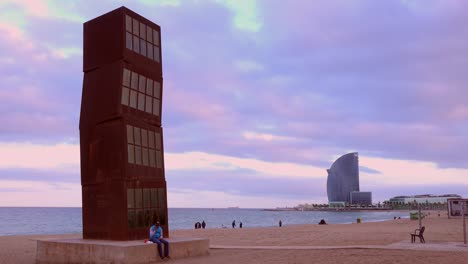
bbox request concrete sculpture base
[36,237,209,263]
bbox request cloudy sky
[0,0,467,208]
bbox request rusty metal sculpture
[80,6,168,240]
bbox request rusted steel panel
[80,6,168,240]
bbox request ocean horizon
[0,207,410,236]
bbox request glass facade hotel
[327,152,360,204]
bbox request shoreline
[0,211,466,264]
[0,214,411,238]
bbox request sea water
[0,207,409,236]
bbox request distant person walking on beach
[202,221,206,229]
[279,220,282,227]
[232,220,236,228]
[240,222,243,228]
[149,221,170,260]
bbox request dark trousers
[150,237,169,258]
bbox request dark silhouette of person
[239,222,243,228]
[279,220,282,227]
[232,220,236,228]
[318,219,327,225]
[201,220,206,229]
[394,216,397,220]
[194,222,198,229]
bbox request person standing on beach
[240,222,243,228]
[149,221,170,260]
[202,220,206,229]
[279,220,282,227]
[232,220,236,228]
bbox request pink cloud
[6,0,50,17]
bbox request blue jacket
[149,225,163,239]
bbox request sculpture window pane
[127,125,134,144]
[156,150,162,168]
[145,96,152,113]
[153,81,161,98]
[138,75,146,92]
[131,72,138,90]
[137,93,145,111]
[127,188,134,208]
[128,210,136,228]
[149,149,156,167]
[151,209,158,225]
[133,35,139,53]
[129,90,137,108]
[155,132,161,150]
[158,208,166,225]
[137,209,144,227]
[146,79,153,95]
[147,44,153,60]
[127,144,135,164]
[135,146,142,165]
[144,209,152,227]
[142,147,149,166]
[153,46,160,62]
[143,188,150,208]
[151,188,157,207]
[158,188,166,208]
[134,127,141,145]
[153,98,160,116]
[121,87,129,106]
[148,131,155,148]
[141,129,148,147]
[126,32,132,50]
[132,18,139,35]
[125,15,132,32]
[139,23,146,40]
[135,188,142,208]
[153,29,159,45]
[147,27,153,43]
[123,68,131,87]
[140,39,147,56]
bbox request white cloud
[242,131,294,142]
[0,142,79,172]
[168,188,304,208]
[1,142,467,207]
[360,155,468,185]
[0,180,81,207]
[165,151,324,178]
[234,59,264,73]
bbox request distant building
[326,152,372,205]
[388,194,461,205]
[350,191,372,205]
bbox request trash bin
[357,218,362,223]
[410,212,419,220]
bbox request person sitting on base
[149,221,170,260]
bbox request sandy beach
[1,211,467,264]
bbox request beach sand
[1,211,467,264]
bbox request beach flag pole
[418,204,422,230]
[463,201,467,245]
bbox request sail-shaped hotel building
[327,152,372,205]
